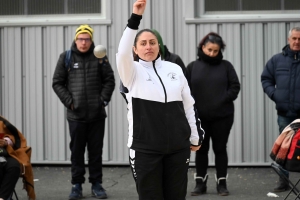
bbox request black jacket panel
[131,98,191,154]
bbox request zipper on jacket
[152,60,170,153]
[152,61,167,103]
[83,60,89,119]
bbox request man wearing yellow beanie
[52,24,115,200]
[74,24,94,53]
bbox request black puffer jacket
[52,42,115,122]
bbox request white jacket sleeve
[181,76,204,146]
[116,27,137,88]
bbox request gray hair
[288,27,300,37]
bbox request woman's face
[133,31,159,62]
[202,42,220,57]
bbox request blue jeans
[276,115,296,177]
[277,115,296,134]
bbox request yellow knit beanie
[75,24,94,41]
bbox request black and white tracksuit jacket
[116,27,204,154]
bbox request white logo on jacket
[73,63,79,68]
[146,73,152,81]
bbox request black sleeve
[185,61,195,89]
[52,52,73,108]
[261,57,276,101]
[226,61,240,102]
[100,56,116,103]
[127,13,142,30]
[174,55,186,76]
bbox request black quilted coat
[52,42,115,122]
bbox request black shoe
[273,177,291,192]
[191,174,208,196]
[91,182,107,199]
[216,176,229,196]
[69,184,82,200]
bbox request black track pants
[129,148,190,200]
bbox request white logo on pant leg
[130,157,137,179]
[186,159,190,163]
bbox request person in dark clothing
[0,135,20,200]
[186,32,240,196]
[116,1,204,199]
[0,116,36,200]
[52,24,115,200]
[151,29,186,74]
[261,26,300,193]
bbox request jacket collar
[282,44,300,58]
[139,55,162,69]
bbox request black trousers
[68,119,105,184]
[195,114,234,178]
[0,156,21,199]
[130,148,190,200]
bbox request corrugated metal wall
[0,0,299,166]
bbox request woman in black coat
[186,32,240,196]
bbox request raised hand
[133,0,147,15]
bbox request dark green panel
[205,0,239,11]
[242,0,280,11]
[68,0,101,14]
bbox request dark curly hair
[198,32,226,52]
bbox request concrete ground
[13,166,300,200]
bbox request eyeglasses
[208,35,222,43]
[76,38,91,43]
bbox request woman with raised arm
[116,0,204,199]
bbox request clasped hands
[0,139,8,148]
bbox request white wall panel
[23,27,44,161]
[44,26,67,162]
[151,0,174,50]
[2,28,23,129]
[0,0,299,166]
[222,24,243,164]
[242,23,265,163]
[107,0,132,164]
